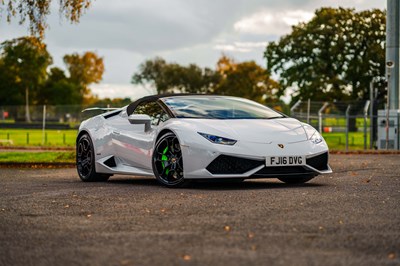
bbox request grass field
[0,128,370,150]
[0,151,75,163]
[322,132,370,150]
[0,129,77,147]
[0,129,372,164]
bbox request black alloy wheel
[76,134,109,182]
[152,132,186,187]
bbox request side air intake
[104,156,117,168]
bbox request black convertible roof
[127,93,205,115]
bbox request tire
[152,132,186,188]
[76,134,110,182]
[278,175,315,184]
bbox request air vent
[306,152,329,171]
[206,155,263,175]
[104,156,117,167]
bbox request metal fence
[0,104,114,125]
[0,101,392,150]
[287,99,387,151]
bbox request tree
[215,55,281,103]
[1,0,92,38]
[0,58,23,106]
[132,57,167,92]
[132,57,220,94]
[0,36,52,121]
[36,67,82,105]
[264,8,386,104]
[63,51,104,103]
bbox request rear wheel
[278,175,315,184]
[76,134,110,182]
[152,132,186,188]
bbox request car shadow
[107,177,326,191]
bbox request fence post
[345,105,351,152]
[307,98,311,124]
[318,102,329,133]
[42,105,46,144]
[363,100,370,150]
[26,132,29,145]
[369,82,374,149]
[290,100,302,117]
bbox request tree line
[0,6,387,121]
[132,7,386,107]
[132,56,281,105]
[0,37,104,121]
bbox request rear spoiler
[81,107,120,113]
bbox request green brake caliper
[161,146,169,174]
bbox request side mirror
[128,114,152,131]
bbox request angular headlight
[309,131,323,144]
[302,124,323,144]
[198,132,237,145]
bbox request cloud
[91,83,156,100]
[45,0,236,54]
[0,0,386,99]
[233,10,314,35]
[214,41,268,53]
[213,44,251,53]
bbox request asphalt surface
[0,154,399,266]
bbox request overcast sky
[0,0,385,100]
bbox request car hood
[183,118,308,144]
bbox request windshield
[162,96,285,119]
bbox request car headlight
[198,132,237,145]
[309,131,323,144]
[302,124,323,144]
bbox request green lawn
[0,151,75,163]
[0,130,371,164]
[319,117,370,127]
[0,129,77,147]
[322,132,370,150]
[0,128,371,151]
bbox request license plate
[266,156,305,166]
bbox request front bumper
[181,139,332,179]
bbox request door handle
[113,131,120,135]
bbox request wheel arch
[156,129,175,143]
[76,130,90,144]
[152,128,186,187]
[76,129,100,161]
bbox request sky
[0,0,386,100]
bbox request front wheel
[278,175,315,184]
[152,132,186,188]
[76,134,110,182]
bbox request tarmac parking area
[0,154,399,265]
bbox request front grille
[306,152,329,171]
[206,155,264,175]
[252,166,313,177]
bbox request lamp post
[386,61,395,150]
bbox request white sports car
[76,94,332,187]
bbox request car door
[112,101,169,170]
